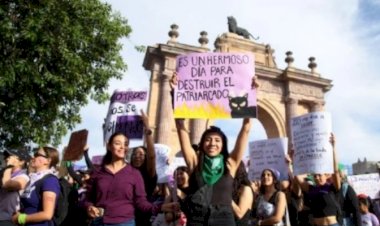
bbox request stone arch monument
[143,24,332,153]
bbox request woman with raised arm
[131,110,157,226]
[295,133,341,226]
[171,73,255,226]
[0,149,30,226]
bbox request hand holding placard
[63,129,88,161]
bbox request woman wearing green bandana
[175,118,252,226]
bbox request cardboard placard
[63,129,88,161]
[174,52,256,119]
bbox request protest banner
[63,129,88,161]
[291,112,333,175]
[347,173,380,199]
[103,89,148,144]
[174,52,256,119]
[248,137,288,181]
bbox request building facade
[143,24,332,154]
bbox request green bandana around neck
[202,154,224,185]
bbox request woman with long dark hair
[85,132,177,226]
[130,110,157,226]
[163,166,191,225]
[171,72,256,226]
[252,168,287,226]
[232,162,254,226]
[175,119,252,226]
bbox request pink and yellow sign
[174,52,256,118]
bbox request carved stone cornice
[288,82,324,99]
[143,43,209,71]
[283,68,333,92]
[259,79,284,95]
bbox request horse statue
[227,16,259,40]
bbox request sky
[60,0,380,166]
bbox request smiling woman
[252,168,288,226]
[175,118,252,226]
[84,132,172,226]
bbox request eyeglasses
[34,152,48,159]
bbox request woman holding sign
[294,133,342,226]
[175,120,251,226]
[171,72,256,226]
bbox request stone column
[311,101,324,112]
[190,119,207,145]
[285,97,298,150]
[156,70,174,145]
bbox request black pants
[0,220,16,226]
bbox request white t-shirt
[0,169,29,220]
[361,212,380,226]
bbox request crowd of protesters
[2,127,380,226]
[1,74,380,226]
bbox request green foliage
[0,0,131,148]
[134,45,146,53]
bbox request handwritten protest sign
[291,112,333,175]
[154,144,171,183]
[103,90,147,144]
[174,52,256,119]
[248,137,288,181]
[154,144,187,183]
[63,129,88,161]
[347,173,380,199]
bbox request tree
[0,0,131,148]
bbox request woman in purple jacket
[85,132,177,226]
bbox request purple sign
[91,155,103,165]
[110,91,147,104]
[115,115,144,139]
[174,52,256,119]
[103,89,147,143]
